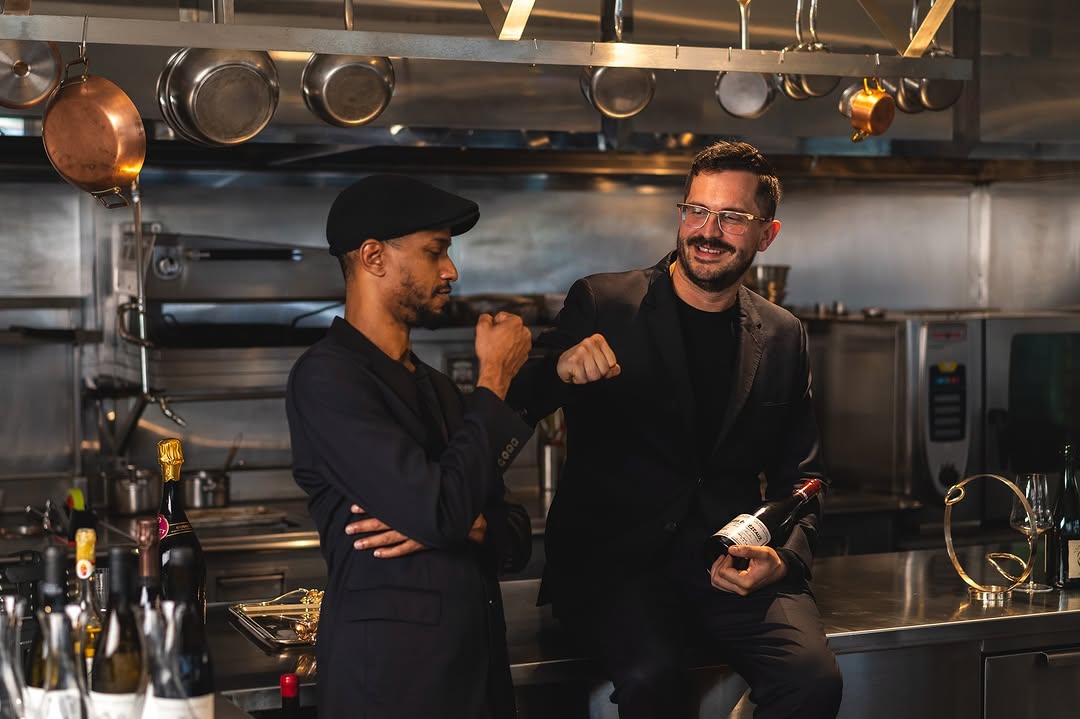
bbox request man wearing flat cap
[286,175,535,718]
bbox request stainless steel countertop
[0,500,320,555]
[212,542,1080,706]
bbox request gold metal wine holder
[944,474,1037,603]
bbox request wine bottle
[1,595,27,719]
[1052,443,1080,589]
[145,547,214,719]
[703,478,825,570]
[279,673,299,719]
[37,547,93,719]
[89,548,145,719]
[25,547,70,719]
[135,518,162,610]
[156,438,207,619]
[73,528,103,677]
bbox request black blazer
[509,253,827,610]
[286,317,533,719]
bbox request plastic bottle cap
[280,673,299,698]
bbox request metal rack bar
[0,14,971,79]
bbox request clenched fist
[474,312,532,399]
[557,333,621,384]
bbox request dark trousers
[555,553,843,719]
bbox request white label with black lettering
[90,691,139,719]
[717,514,771,547]
[40,689,83,719]
[142,692,215,719]
[24,686,44,719]
[1067,539,1080,580]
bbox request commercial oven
[805,310,1080,531]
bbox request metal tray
[227,588,322,651]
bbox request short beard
[395,267,449,330]
[676,233,757,293]
[410,304,446,330]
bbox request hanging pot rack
[0,10,970,82]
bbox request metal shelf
[0,14,971,80]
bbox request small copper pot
[838,77,896,143]
[41,56,145,208]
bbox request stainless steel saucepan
[580,0,656,120]
[302,0,395,128]
[156,0,279,146]
[886,0,962,113]
[0,0,61,109]
[716,0,778,119]
[797,0,840,98]
[158,47,279,146]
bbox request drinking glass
[1009,472,1054,593]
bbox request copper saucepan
[41,53,145,208]
[838,77,896,143]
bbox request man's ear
[357,239,386,276]
[757,219,781,252]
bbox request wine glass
[1009,472,1054,593]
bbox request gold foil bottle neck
[158,437,185,482]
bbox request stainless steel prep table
[215,544,1080,717]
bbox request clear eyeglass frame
[676,203,770,236]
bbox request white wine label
[1067,539,1080,580]
[143,692,215,719]
[24,686,44,719]
[40,689,84,719]
[90,691,139,719]
[717,514,771,547]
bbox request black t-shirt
[674,296,740,470]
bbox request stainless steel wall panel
[124,397,293,472]
[0,185,84,298]
[0,344,75,476]
[762,181,976,311]
[985,180,1080,310]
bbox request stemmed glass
[1009,472,1054,593]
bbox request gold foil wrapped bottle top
[157,437,184,482]
[75,527,97,580]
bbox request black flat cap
[326,174,480,257]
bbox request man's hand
[344,504,427,558]
[475,312,532,399]
[557,334,621,384]
[708,545,787,596]
[467,513,487,545]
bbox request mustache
[686,235,736,253]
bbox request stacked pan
[157,48,280,146]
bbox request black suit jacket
[508,253,827,611]
[286,317,533,719]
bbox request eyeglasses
[676,203,770,236]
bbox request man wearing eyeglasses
[508,141,842,718]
